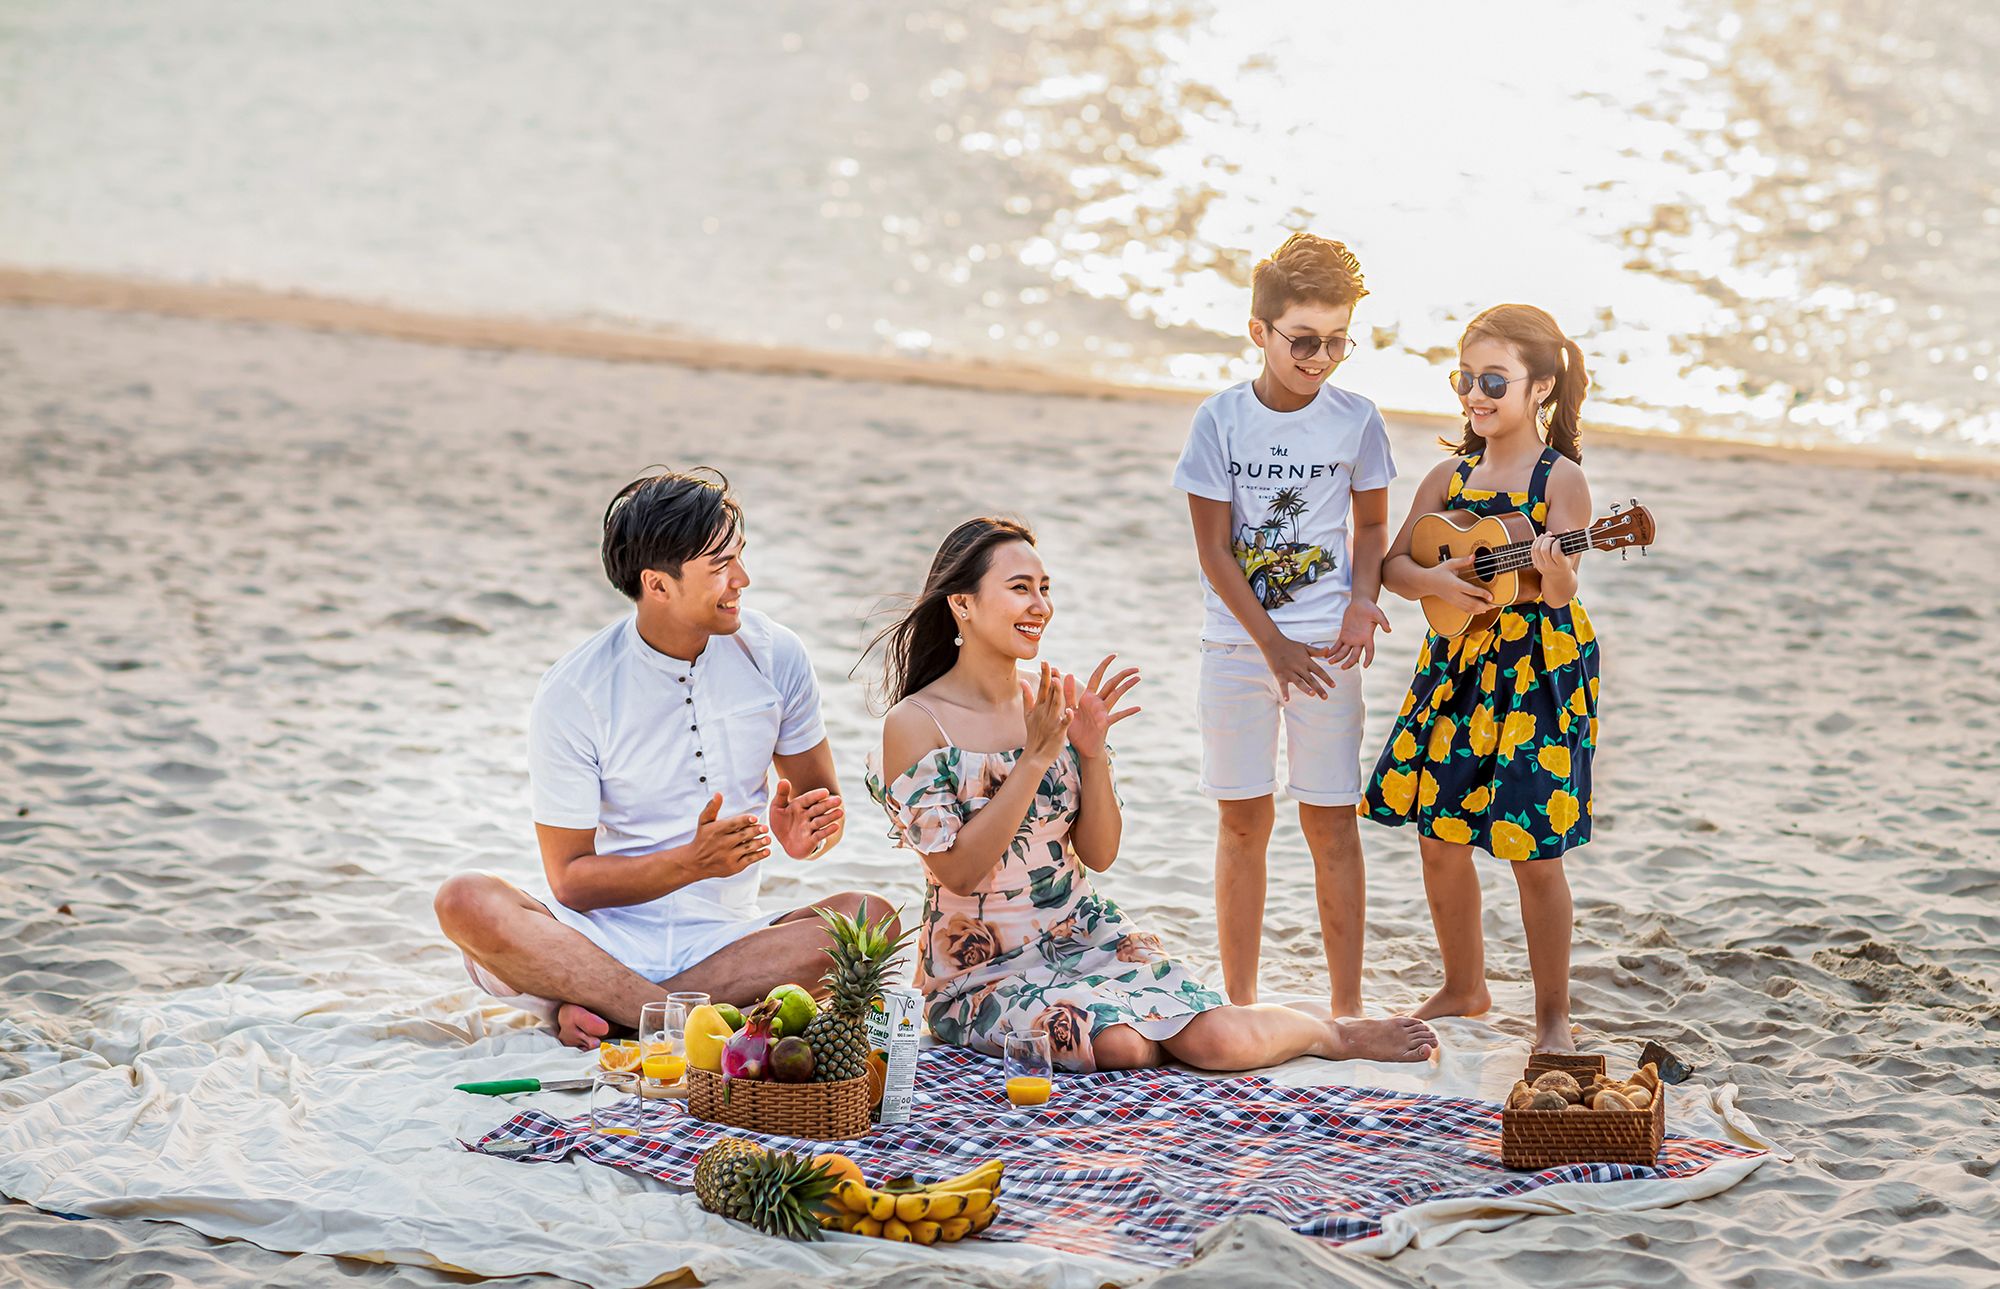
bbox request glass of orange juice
[1004,1031,1053,1107]
[591,1069,643,1135]
[639,1001,689,1091]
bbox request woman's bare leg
[1089,1024,1166,1071]
[1159,1005,1436,1071]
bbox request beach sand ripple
[2,304,1997,1287]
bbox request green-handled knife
[455,1076,595,1096]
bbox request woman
[865,517,1437,1073]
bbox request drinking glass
[639,1001,689,1089]
[1003,1031,1054,1107]
[666,990,710,1016]
[591,1069,643,1135]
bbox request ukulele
[1412,501,1656,637]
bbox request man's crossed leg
[436,872,899,1049]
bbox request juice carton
[866,986,923,1125]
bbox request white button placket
[681,655,706,789]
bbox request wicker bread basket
[686,1067,872,1140]
[1501,1053,1666,1170]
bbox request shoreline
[1,266,1990,479]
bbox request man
[435,468,895,1049]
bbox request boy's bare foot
[1322,1015,1439,1063]
[556,1002,610,1050]
[1411,984,1491,1021]
[1531,1020,1577,1054]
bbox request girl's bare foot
[556,1002,610,1050]
[1411,984,1491,1021]
[1321,1015,1439,1063]
[1531,1019,1577,1054]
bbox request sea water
[2,0,1994,459]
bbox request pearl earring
[953,611,965,648]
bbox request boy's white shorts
[1197,640,1366,807]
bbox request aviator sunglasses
[1267,323,1358,362]
[1447,369,1533,399]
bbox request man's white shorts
[1197,640,1366,806]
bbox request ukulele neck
[1477,525,1604,576]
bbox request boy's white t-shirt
[1172,380,1397,645]
[526,608,826,979]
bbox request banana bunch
[819,1159,1003,1244]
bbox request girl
[1362,304,1599,1054]
[866,517,1437,1073]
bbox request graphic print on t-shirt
[1171,381,1397,645]
[1231,473,1342,610]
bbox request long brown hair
[864,517,1038,709]
[1444,304,1588,463]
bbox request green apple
[765,984,816,1038]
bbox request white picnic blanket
[0,953,1779,1287]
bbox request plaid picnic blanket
[468,1048,1762,1267]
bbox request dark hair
[1251,232,1369,320]
[1445,304,1588,464]
[864,517,1037,708]
[600,467,744,600]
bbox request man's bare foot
[1322,1015,1439,1063]
[1411,984,1491,1021]
[556,1003,610,1050]
[1531,1020,1577,1054]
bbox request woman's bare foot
[1411,983,1491,1021]
[1531,1019,1577,1054]
[1321,1015,1439,1063]
[556,1002,610,1050]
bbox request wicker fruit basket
[1501,1054,1666,1170]
[686,1067,872,1140]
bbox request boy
[1171,232,1396,1018]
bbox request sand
[0,296,1995,1287]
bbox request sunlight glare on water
[0,0,1993,456]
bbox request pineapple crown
[814,898,913,1000]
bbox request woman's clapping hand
[1062,655,1141,760]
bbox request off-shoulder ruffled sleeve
[868,746,986,856]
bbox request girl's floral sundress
[1362,447,1600,862]
[867,737,1226,1073]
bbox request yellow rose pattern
[1361,449,1598,862]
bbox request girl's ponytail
[1542,336,1587,464]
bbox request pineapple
[692,1138,837,1242]
[803,899,911,1084]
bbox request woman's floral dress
[1362,448,1600,862]
[866,741,1227,1073]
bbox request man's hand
[686,793,771,879]
[769,778,843,860]
[1258,635,1339,702]
[1327,600,1392,670]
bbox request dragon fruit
[721,998,779,1084]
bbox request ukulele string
[1473,527,1598,578]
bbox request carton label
[866,986,922,1125]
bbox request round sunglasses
[1267,323,1358,362]
[1447,369,1533,399]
